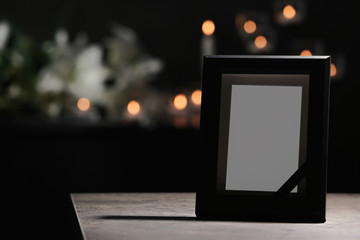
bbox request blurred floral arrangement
[5,0,344,129]
[0,21,179,127]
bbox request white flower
[8,85,21,97]
[110,24,137,46]
[37,71,65,93]
[75,44,103,72]
[137,58,164,78]
[0,21,10,51]
[10,51,24,68]
[35,25,164,121]
[69,45,110,103]
[47,102,61,118]
[55,29,69,48]
[103,24,164,90]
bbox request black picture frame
[196,55,331,223]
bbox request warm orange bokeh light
[173,116,187,128]
[77,97,91,111]
[300,49,312,56]
[173,94,188,110]
[254,35,267,49]
[235,13,246,28]
[191,90,202,105]
[330,63,337,77]
[191,113,201,129]
[244,20,257,34]
[283,5,296,20]
[202,20,215,36]
[127,100,141,115]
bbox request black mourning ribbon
[276,161,310,195]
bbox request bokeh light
[77,97,91,111]
[244,20,257,34]
[202,20,215,36]
[254,35,267,49]
[283,5,296,20]
[127,100,141,115]
[300,49,312,56]
[173,116,187,128]
[330,63,337,77]
[173,94,188,110]
[191,90,202,105]
[191,113,201,129]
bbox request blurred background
[2,0,359,233]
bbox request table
[71,193,360,240]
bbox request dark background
[2,0,359,238]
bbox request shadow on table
[99,215,197,221]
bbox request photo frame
[196,55,331,223]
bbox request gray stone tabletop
[71,193,360,240]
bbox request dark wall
[4,119,360,194]
[6,123,201,193]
